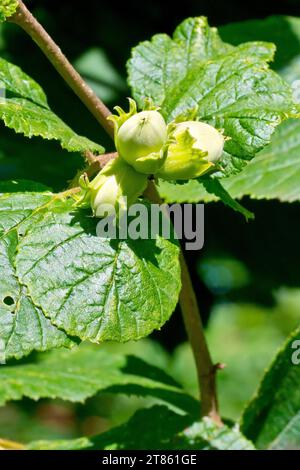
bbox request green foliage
[0,128,83,192]
[0,7,299,451]
[0,97,104,154]
[0,186,181,358]
[0,0,18,22]
[128,17,297,178]
[220,16,300,203]
[0,57,104,153]
[241,327,300,450]
[0,189,75,359]
[0,344,196,412]
[0,179,51,193]
[158,16,300,204]
[158,120,300,203]
[177,418,255,450]
[200,177,254,220]
[27,406,254,450]
[27,437,92,451]
[211,119,300,203]
[0,58,48,107]
[74,48,127,103]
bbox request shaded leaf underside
[0,344,197,415]
[27,405,254,450]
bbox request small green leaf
[0,98,104,153]
[158,119,300,204]
[128,17,298,178]
[0,0,18,22]
[208,119,300,203]
[128,17,232,109]
[27,438,92,451]
[0,191,75,359]
[0,179,51,193]
[0,57,104,153]
[30,406,254,450]
[0,58,49,108]
[178,418,255,450]
[158,176,254,219]
[89,406,191,450]
[74,47,127,103]
[0,344,195,412]
[16,200,181,343]
[241,327,300,449]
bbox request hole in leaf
[3,296,15,306]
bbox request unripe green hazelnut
[179,121,224,163]
[89,157,148,218]
[157,121,224,180]
[116,110,168,174]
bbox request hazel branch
[144,181,223,425]
[8,0,114,138]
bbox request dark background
[1,0,300,350]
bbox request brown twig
[85,152,118,177]
[83,151,117,171]
[83,150,99,165]
[68,152,118,188]
[8,1,114,138]
[179,253,222,424]
[144,181,222,425]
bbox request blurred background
[0,0,300,442]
